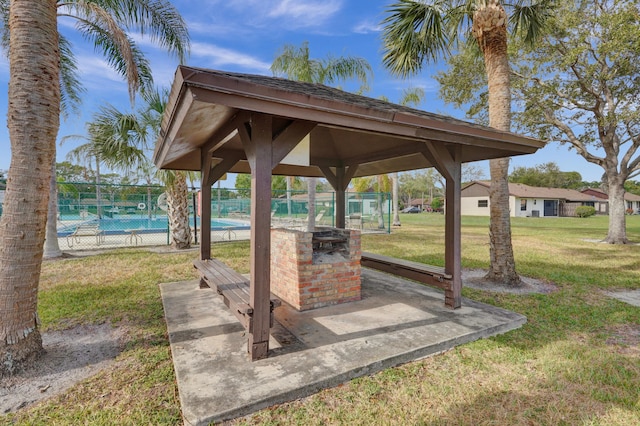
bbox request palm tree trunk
[392,172,401,226]
[306,177,316,231]
[44,157,63,259]
[167,172,191,249]
[95,157,102,219]
[0,0,60,376]
[286,176,293,218]
[473,0,521,285]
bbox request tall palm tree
[382,87,426,227]
[381,0,552,285]
[65,104,148,220]
[140,89,193,249]
[271,41,373,230]
[0,0,189,376]
[157,169,193,248]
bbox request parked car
[402,206,421,213]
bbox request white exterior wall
[514,197,547,217]
[461,196,491,216]
[461,195,518,217]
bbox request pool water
[57,215,249,236]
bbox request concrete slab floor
[160,269,527,425]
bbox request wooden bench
[361,251,453,292]
[67,223,105,247]
[193,258,281,332]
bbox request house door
[544,200,558,216]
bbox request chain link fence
[0,182,390,250]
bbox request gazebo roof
[153,66,544,177]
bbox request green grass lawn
[3,215,639,425]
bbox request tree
[513,0,639,243]
[271,41,373,229]
[0,0,189,377]
[509,162,583,189]
[381,0,553,285]
[439,0,639,243]
[380,87,426,226]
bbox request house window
[478,199,488,208]
[521,199,527,211]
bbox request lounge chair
[67,223,105,247]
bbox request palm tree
[271,41,373,230]
[65,104,148,220]
[157,169,193,249]
[381,87,426,227]
[0,0,188,376]
[139,89,194,249]
[381,0,552,285]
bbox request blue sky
[0,0,605,183]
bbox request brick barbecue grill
[270,227,361,311]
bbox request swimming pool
[57,215,250,236]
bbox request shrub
[575,206,596,218]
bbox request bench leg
[248,337,268,361]
[199,277,210,289]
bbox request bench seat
[360,251,452,291]
[193,258,281,332]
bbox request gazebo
[153,66,544,360]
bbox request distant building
[461,181,599,217]
[581,187,640,214]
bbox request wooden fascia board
[394,111,544,150]
[153,86,195,167]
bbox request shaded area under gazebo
[153,66,544,361]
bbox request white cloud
[267,0,342,23]
[191,41,271,73]
[353,19,381,34]
[194,0,343,30]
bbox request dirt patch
[462,269,558,294]
[606,324,640,356]
[0,323,127,414]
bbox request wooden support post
[421,143,462,308]
[200,152,213,263]
[242,113,273,360]
[444,146,462,309]
[320,165,358,229]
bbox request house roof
[581,187,640,202]
[465,181,596,202]
[153,67,545,178]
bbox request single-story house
[581,187,640,214]
[461,181,598,217]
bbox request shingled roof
[466,181,597,202]
[153,66,545,178]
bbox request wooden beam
[444,145,462,309]
[320,165,358,229]
[201,111,250,156]
[240,112,273,360]
[421,141,455,181]
[204,151,243,187]
[342,142,424,167]
[271,120,316,169]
